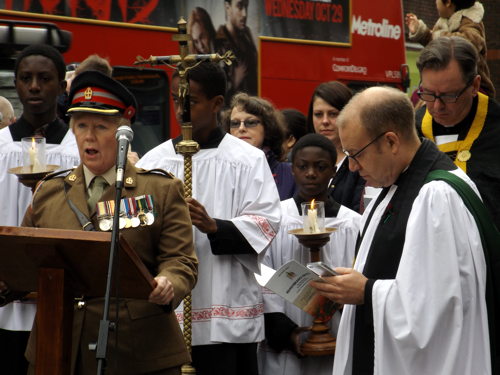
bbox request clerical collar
[83,165,116,189]
[9,116,68,143]
[433,96,478,138]
[293,193,341,218]
[172,126,225,150]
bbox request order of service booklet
[255,260,336,321]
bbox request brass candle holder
[8,165,60,193]
[288,227,337,356]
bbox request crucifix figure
[135,17,234,375]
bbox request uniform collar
[66,161,138,190]
[83,165,116,188]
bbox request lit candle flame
[306,199,319,233]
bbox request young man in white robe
[137,61,281,375]
[0,44,80,374]
[311,86,491,374]
[258,133,360,375]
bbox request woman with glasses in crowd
[223,92,296,200]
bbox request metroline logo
[352,15,402,40]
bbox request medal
[131,216,141,227]
[136,195,149,226]
[145,195,156,225]
[97,201,112,232]
[119,216,126,229]
[146,212,155,225]
[457,150,471,162]
[128,197,140,227]
[124,217,132,228]
[108,201,117,230]
[99,218,112,231]
[121,199,132,229]
[138,211,148,226]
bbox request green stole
[425,170,500,374]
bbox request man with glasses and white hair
[415,36,500,230]
[310,86,493,374]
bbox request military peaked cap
[68,70,137,123]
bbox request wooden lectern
[0,226,155,375]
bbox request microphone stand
[96,162,127,374]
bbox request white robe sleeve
[230,147,281,273]
[371,180,491,375]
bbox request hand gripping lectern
[0,226,155,375]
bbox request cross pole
[134,17,234,375]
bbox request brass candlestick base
[288,228,337,357]
[8,165,60,193]
[288,228,336,255]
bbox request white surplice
[137,134,281,345]
[0,127,80,331]
[333,169,491,375]
[259,198,360,375]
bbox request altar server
[0,44,79,374]
[259,133,360,375]
[137,61,281,375]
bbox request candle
[307,199,320,233]
[22,136,46,173]
[29,137,43,172]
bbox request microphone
[115,125,134,188]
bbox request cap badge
[84,87,93,100]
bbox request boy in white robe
[311,87,491,374]
[0,44,80,374]
[258,133,360,375]
[137,61,281,375]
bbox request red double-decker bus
[0,1,408,154]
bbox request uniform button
[77,301,86,310]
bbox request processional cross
[134,18,235,375]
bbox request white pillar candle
[22,136,46,173]
[302,199,323,233]
[307,206,320,233]
[29,139,43,172]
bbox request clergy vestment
[137,131,281,346]
[416,93,500,230]
[0,121,79,332]
[329,157,365,213]
[0,119,80,373]
[333,139,491,374]
[259,197,360,375]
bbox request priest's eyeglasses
[229,119,261,128]
[417,78,473,103]
[343,132,386,164]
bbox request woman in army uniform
[22,71,198,375]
